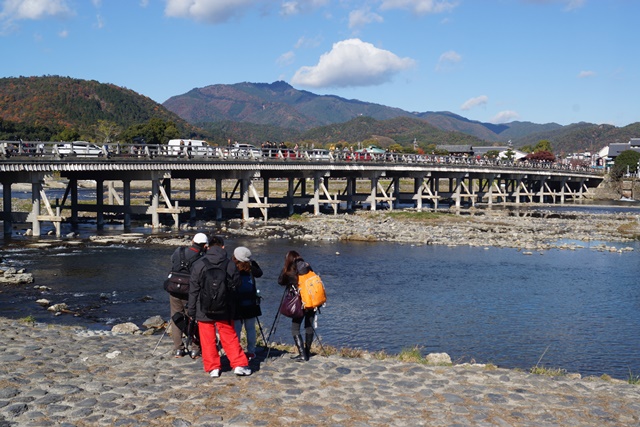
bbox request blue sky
[1,0,638,127]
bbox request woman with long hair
[277,250,316,361]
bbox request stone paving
[0,317,639,427]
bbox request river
[1,227,639,380]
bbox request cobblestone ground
[0,318,639,427]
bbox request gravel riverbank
[1,317,639,426]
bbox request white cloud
[164,0,255,24]
[294,35,322,49]
[1,0,73,20]
[58,28,67,37]
[577,70,595,78]
[564,0,585,11]
[490,110,519,124]
[461,95,488,111]
[349,7,383,30]
[277,51,295,66]
[435,50,461,71]
[380,0,458,15]
[524,0,585,12]
[291,38,415,88]
[280,0,328,16]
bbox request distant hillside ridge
[0,75,198,138]
[163,81,579,143]
[163,81,414,132]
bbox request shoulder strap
[181,247,201,271]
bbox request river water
[1,221,639,380]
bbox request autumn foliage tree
[524,150,556,162]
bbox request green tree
[485,150,500,159]
[94,120,121,144]
[534,140,553,153]
[504,148,516,160]
[612,149,640,180]
[55,127,80,142]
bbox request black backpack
[164,247,201,295]
[199,258,232,317]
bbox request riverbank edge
[5,315,636,386]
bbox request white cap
[193,233,209,245]
[234,246,252,262]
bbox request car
[167,139,217,157]
[307,149,331,161]
[229,143,262,158]
[56,141,104,157]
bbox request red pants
[198,319,249,372]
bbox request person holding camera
[168,233,207,359]
[232,246,263,360]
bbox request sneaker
[246,352,256,361]
[190,350,201,360]
[174,349,187,358]
[233,366,252,376]
[209,369,220,378]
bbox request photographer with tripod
[277,250,316,361]
[232,246,264,360]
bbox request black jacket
[187,246,240,321]
[234,260,263,320]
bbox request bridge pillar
[370,176,378,211]
[414,177,423,211]
[539,177,547,203]
[313,174,321,215]
[392,177,400,209]
[96,180,104,230]
[241,177,250,220]
[150,179,160,228]
[123,180,131,230]
[31,181,42,236]
[189,178,197,223]
[216,178,223,220]
[287,178,295,215]
[2,181,11,237]
[346,177,355,211]
[70,179,78,229]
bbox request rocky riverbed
[200,209,640,252]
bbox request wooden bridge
[0,141,604,237]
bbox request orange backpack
[297,270,327,309]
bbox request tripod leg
[152,324,168,355]
[256,317,268,348]
[310,323,328,357]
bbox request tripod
[264,286,288,361]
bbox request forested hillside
[0,76,200,142]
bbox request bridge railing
[0,140,602,175]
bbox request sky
[1,0,638,127]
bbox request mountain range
[163,81,639,153]
[1,76,638,154]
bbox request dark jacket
[277,259,312,290]
[187,246,240,322]
[170,245,203,272]
[168,245,204,299]
[234,260,263,320]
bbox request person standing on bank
[277,250,315,361]
[232,246,263,360]
[169,232,208,359]
[188,236,251,377]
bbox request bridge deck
[0,154,604,237]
